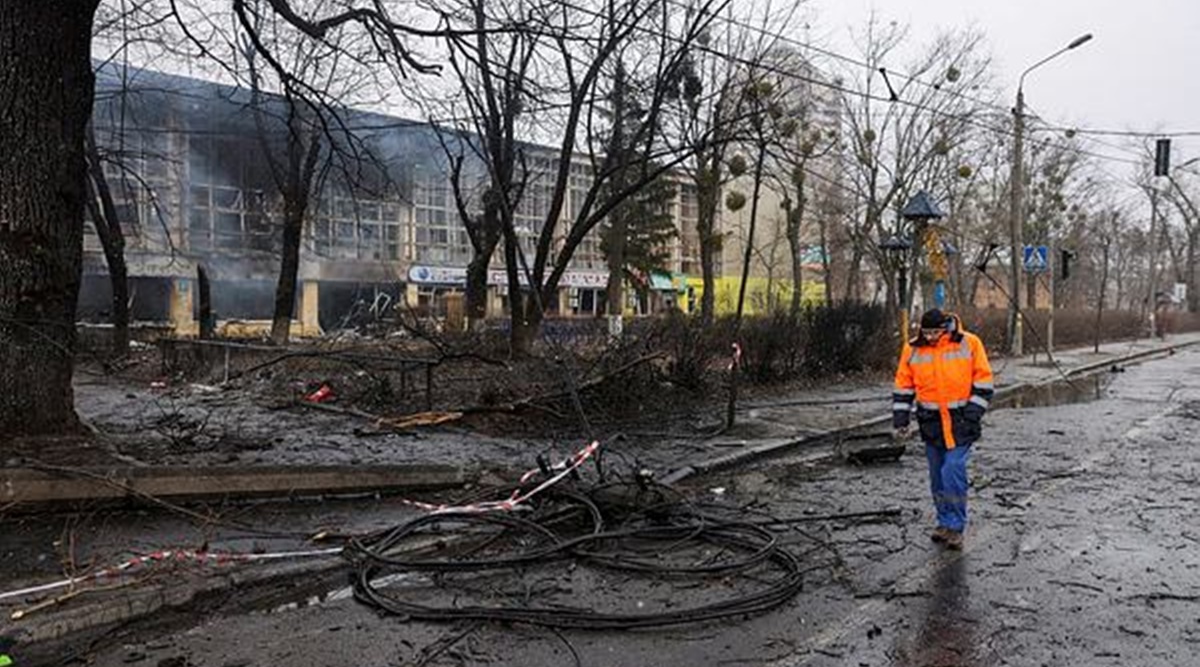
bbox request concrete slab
[1,463,469,506]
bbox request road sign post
[1023,245,1048,273]
[1024,245,1049,361]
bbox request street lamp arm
[1019,47,1070,92]
[1017,33,1094,93]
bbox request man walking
[892,309,994,550]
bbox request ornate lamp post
[880,234,914,341]
[902,190,948,308]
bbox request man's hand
[892,425,913,442]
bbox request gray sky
[805,0,1200,182]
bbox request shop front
[406,265,610,319]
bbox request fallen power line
[342,448,897,629]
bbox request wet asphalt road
[20,348,1200,666]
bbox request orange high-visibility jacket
[892,317,994,449]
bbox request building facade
[84,64,829,337]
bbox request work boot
[943,530,964,551]
[930,527,953,543]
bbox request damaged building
[81,64,829,338]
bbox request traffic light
[1060,249,1076,280]
[1155,138,1172,177]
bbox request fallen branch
[1131,592,1200,603]
[10,579,136,621]
[1048,579,1106,594]
[377,411,463,430]
[456,352,665,417]
[413,621,482,667]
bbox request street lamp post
[880,235,913,343]
[1009,32,1093,356]
[902,190,948,308]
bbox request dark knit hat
[920,308,949,329]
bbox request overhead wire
[543,0,1167,184]
[655,0,1200,167]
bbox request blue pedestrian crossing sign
[1023,245,1049,273]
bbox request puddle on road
[999,374,1111,409]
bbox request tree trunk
[465,230,498,327]
[1094,240,1109,353]
[787,197,804,317]
[697,189,718,326]
[1188,228,1198,312]
[605,216,627,318]
[0,0,99,437]
[510,293,543,358]
[84,125,130,359]
[843,246,864,304]
[503,229,534,357]
[198,265,214,340]
[269,119,320,346]
[734,146,767,324]
[270,202,305,344]
[818,214,832,306]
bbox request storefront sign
[408,265,607,289]
[407,265,467,284]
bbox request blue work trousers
[925,441,973,533]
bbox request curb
[1062,337,1200,377]
[7,556,345,653]
[661,337,1200,486]
[1,463,469,509]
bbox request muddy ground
[40,339,887,475]
[5,344,1200,666]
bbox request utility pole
[1009,33,1093,357]
[1047,245,1055,358]
[1146,138,1171,337]
[1008,89,1026,356]
[1146,184,1160,336]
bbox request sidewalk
[739,332,1200,434]
[660,332,1200,481]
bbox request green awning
[649,272,675,291]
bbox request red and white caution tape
[0,547,343,604]
[401,440,601,514]
[2,442,601,607]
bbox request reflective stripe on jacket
[892,317,994,449]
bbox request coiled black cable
[345,477,814,629]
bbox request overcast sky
[804,0,1200,183]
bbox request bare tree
[1163,164,1200,312]
[764,52,841,316]
[670,6,790,326]
[728,74,798,323]
[83,0,176,360]
[162,0,402,344]
[432,0,539,330]
[0,0,459,436]
[84,122,132,359]
[836,21,993,318]
[486,0,728,354]
[236,7,353,345]
[0,1,101,437]
[598,59,682,329]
